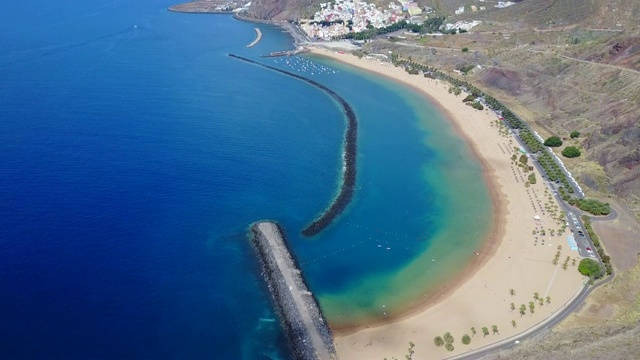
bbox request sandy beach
[309,47,586,359]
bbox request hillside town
[299,0,494,40]
[300,0,430,40]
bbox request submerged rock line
[229,54,357,237]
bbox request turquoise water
[0,1,492,358]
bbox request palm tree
[462,334,471,345]
[539,298,544,306]
[445,343,454,352]
[491,325,499,334]
[511,320,517,328]
[482,327,489,337]
[533,292,539,300]
[529,301,535,314]
[510,302,515,311]
[434,336,444,347]
[471,327,476,336]
[519,304,526,316]
[546,296,551,304]
[509,288,515,296]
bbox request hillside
[356,0,640,220]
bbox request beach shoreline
[311,50,506,335]
[308,47,585,359]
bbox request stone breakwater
[250,222,337,360]
[228,54,357,237]
[246,28,262,48]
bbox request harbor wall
[250,222,336,360]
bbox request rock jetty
[250,222,336,360]
[229,54,357,237]
[246,28,263,48]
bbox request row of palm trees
[434,325,500,351]
[431,289,557,351]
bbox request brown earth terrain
[357,0,640,222]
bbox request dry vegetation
[362,0,640,220]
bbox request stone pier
[250,222,336,360]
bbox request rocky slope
[246,0,317,20]
[359,0,640,219]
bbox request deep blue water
[0,1,491,358]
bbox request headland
[310,47,586,359]
[168,1,237,13]
[228,54,357,238]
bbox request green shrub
[443,332,454,344]
[562,146,581,158]
[544,136,563,147]
[463,94,476,102]
[576,198,610,215]
[462,334,471,345]
[460,64,475,74]
[570,131,580,138]
[462,47,469,52]
[578,258,604,279]
[434,336,444,347]
[472,102,484,110]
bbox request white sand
[310,47,585,359]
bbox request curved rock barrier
[246,28,263,48]
[250,222,337,360]
[229,54,357,237]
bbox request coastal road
[449,272,614,360]
[542,179,604,262]
[446,175,617,359]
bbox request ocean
[0,1,492,358]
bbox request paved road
[587,208,619,222]
[444,175,616,359]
